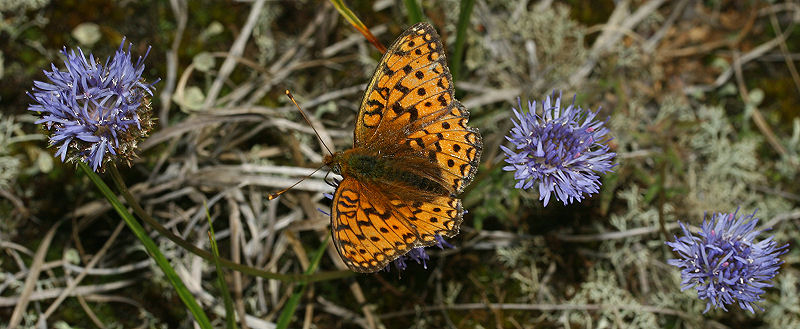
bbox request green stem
[451,0,475,81]
[404,0,424,25]
[80,162,213,329]
[207,207,238,329]
[106,164,352,283]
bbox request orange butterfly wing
[331,178,465,272]
[357,22,481,193]
[331,22,482,272]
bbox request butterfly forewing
[356,23,455,146]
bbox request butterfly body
[327,23,482,272]
[325,148,450,200]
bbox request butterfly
[324,22,482,273]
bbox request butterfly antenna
[285,90,334,156]
[267,165,326,200]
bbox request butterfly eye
[331,163,342,175]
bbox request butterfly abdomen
[339,151,448,196]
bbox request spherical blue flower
[501,92,616,206]
[27,38,158,172]
[666,209,789,313]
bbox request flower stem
[79,162,213,329]
[105,163,352,283]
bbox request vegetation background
[1,0,799,328]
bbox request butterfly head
[323,152,343,175]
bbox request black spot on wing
[394,83,410,94]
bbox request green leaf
[207,204,238,329]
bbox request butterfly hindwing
[331,178,464,272]
[331,178,417,272]
[405,101,482,194]
[390,195,463,242]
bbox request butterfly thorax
[325,148,449,197]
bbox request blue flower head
[501,92,616,206]
[27,38,159,172]
[666,209,789,313]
